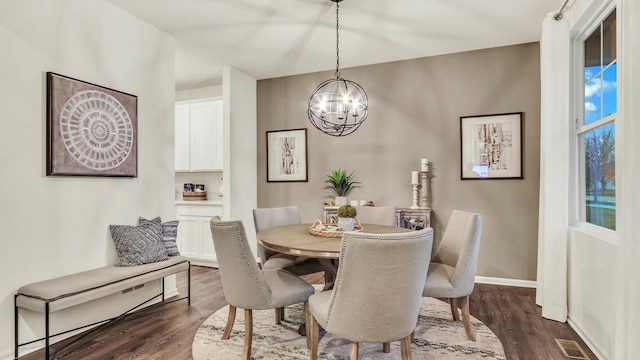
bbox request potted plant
[337,204,357,231]
[325,169,361,206]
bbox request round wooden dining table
[257,223,412,335]
[256,223,412,260]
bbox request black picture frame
[46,72,138,177]
[460,112,524,180]
[266,128,308,182]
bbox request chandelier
[307,0,368,137]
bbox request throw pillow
[109,222,169,267]
[138,217,181,256]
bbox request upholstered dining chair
[307,228,433,360]
[422,210,482,341]
[253,206,327,323]
[210,217,315,360]
[354,206,396,226]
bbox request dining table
[256,223,412,288]
[256,222,412,336]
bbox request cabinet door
[176,215,201,258]
[189,101,216,171]
[212,99,224,170]
[174,104,191,171]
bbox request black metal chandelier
[307,0,368,137]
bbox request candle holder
[419,171,430,209]
[410,183,420,209]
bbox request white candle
[411,171,419,184]
[420,158,429,172]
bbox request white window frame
[571,1,619,240]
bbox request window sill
[570,222,619,246]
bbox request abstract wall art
[46,72,137,177]
[460,112,523,180]
[266,128,308,182]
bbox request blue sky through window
[584,64,617,126]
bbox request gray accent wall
[257,42,540,281]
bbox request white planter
[337,217,355,231]
[335,196,348,206]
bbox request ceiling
[107,0,562,90]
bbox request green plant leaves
[324,168,361,196]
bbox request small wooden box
[183,191,207,201]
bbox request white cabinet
[175,202,223,267]
[175,98,224,172]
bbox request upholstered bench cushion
[16,256,189,313]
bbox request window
[577,9,617,230]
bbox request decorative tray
[309,219,363,238]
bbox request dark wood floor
[19,265,596,360]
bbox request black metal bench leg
[15,294,19,359]
[188,263,191,306]
[45,302,50,360]
[161,277,165,302]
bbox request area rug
[192,296,506,360]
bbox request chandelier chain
[335,2,341,79]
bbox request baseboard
[475,276,537,288]
[164,286,179,299]
[567,318,608,360]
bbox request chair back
[252,206,301,232]
[432,210,482,294]
[253,206,301,262]
[324,228,433,343]
[210,218,274,309]
[355,206,396,226]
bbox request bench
[14,256,190,359]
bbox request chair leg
[350,342,359,360]
[275,308,283,325]
[304,302,311,349]
[460,296,476,341]
[310,315,320,360]
[400,334,413,360]
[382,342,390,353]
[243,309,253,360]
[449,298,460,321]
[222,305,237,340]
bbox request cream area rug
[192,297,506,360]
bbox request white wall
[176,85,223,102]
[0,1,175,358]
[223,66,258,255]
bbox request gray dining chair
[355,206,396,226]
[307,228,433,360]
[422,210,482,341]
[253,206,327,323]
[210,217,315,360]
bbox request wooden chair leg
[450,298,461,321]
[400,334,413,360]
[310,315,320,360]
[410,330,415,343]
[243,309,253,360]
[304,302,311,349]
[460,296,476,341]
[222,305,236,340]
[350,342,359,360]
[382,342,390,353]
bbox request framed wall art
[460,112,523,180]
[46,72,138,177]
[266,128,308,182]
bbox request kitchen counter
[175,198,223,206]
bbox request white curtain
[536,12,571,322]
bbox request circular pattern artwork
[59,90,134,170]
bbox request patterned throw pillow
[138,217,181,256]
[110,222,169,266]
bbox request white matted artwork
[460,112,523,180]
[46,72,137,177]
[266,128,308,182]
